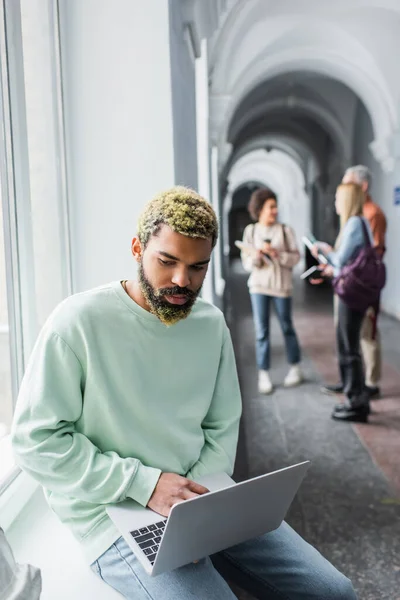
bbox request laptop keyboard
[130,520,167,565]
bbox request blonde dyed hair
[138,186,218,248]
[334,183,365,248]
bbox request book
[301,235,328,264]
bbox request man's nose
[171,267,190,289]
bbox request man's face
[134,225,212,326]
[342,172,368,193]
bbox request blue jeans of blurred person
[250,294,301,370]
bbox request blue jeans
[91,522,356,599]
[250,294,301,371]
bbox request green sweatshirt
[11,281,242,564]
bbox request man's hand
[147,473,209,517]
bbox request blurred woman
[312,183,373,422]
[241,188,302,395]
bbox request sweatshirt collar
[112,280,165,324]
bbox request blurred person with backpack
[241,188,302,395]
[312,183,385,422]
[341,166,387,399]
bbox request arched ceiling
[226,134,313,178]
[227,149,305,195]
[228,73,354,161]
[224,149,311,254]
[201,0,400,172]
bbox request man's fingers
[187,480,209,495]
[181,489,201,501]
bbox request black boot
[332,402,369,422]
[321,383,344,395]
[365,385,380,399]
[321,362,347,395]
[332,392,370,423]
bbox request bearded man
[11,187,356,600]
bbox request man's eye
[191,265,206,271]
[159,259,174,266]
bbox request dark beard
[138,263,201,325]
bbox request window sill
[0,468,38,530]
[0,434,18,489]
[6,487,120,599]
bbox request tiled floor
[225,262,400,600]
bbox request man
[342,165,386,398]
[11,187,356,599]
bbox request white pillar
[195,38,214,303]
[196,39,211,201]
[211,146,225,297]
[223,192,233,257]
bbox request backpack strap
[281,224,289,252]
[251,223,256,244]
[360,217,372,248]
[253,223,290,252]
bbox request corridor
[227,262,400,600]
[1,2,400,599]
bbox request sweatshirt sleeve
[186,328,242,481]
[240,225,263,272]
[277,226,300,268]
[11,331,161,508]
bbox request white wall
[353,101,400,319]
[59,0,197,293]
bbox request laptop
[106,461,310,576]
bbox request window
[0,200,12,440]
[0,0,72,494]
[0,197,14,483]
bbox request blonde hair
[334,183,365,248]
[138,186,218,248]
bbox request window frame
[0,0,72,508]
[0,0,26,411]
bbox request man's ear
[131,237,142,262]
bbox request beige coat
[241,222,300,298]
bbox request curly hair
[138,186,218,248]
[248,188,277,221]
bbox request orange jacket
[363,195,386,255]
